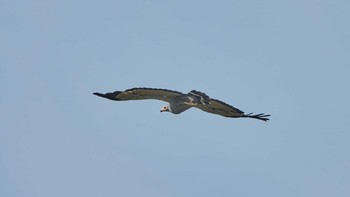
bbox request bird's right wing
[93,87,183,102]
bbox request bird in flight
[93,87,270,121]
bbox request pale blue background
[1,0,350,196]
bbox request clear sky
[1,0,350,196]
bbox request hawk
[93,87,270,121]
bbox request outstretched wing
[194,98,270,121]
[93,87,183,102]
[194,98,244,117]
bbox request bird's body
[93,87,270,121]
[161,90,210,114]
[167,96,191,114]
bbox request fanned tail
[242,113,271,121]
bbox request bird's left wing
[194,98,270,121]
[93,87,183,102]
[194,98,244,117]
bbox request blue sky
[1,0,350,196]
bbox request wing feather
[93,87,183,102]
[194,98,244,117]
[195,98,270,121]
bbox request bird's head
[160,105,170,112]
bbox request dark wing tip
[93,92,103,96]
[243,113,271,121]
[93,91,121,101]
